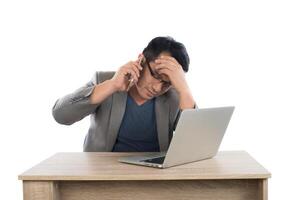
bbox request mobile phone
[126,57,143,91]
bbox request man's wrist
[178,90,195,110]
[107,79,119,93]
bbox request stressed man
[52,36,196,152]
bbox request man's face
[135,52,172,100]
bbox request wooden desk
[18,151,271,200]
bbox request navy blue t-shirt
[112,95,160,152]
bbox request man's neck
[128,85,148,106]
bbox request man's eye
[161,80,171,85]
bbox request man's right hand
[111,59,143,92]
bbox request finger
[156,56,178,65]
[127,68,139,82]
[126,79,135,91]
[156,68,171,77]
[130,68,140,82]
[155,63,175,71]
[122,67,139,82]
[157,58,180,70]
[130,64,140,78]
[136,57,144,69]
[137,54,144,63]
[126,64,140,78]
[132,61,143,71]
[137,55,144,65]
[155,59,179,69]
[160,55,178,63]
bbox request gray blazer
[52,71,181,152]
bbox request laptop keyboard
[142,156,165,164]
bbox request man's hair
[142,36,190,72]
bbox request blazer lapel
[106,91,128,151]
[155,95,170,152]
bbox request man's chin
[142,94,153,100]
[137,93,151,101]
[145,91,156,99]
[137,88,155,100]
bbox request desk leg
[23,181,60,200]
[259,179,268,200]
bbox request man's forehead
[158,51,172,57]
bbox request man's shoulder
[165,87,178,97]
[94,71,115,84]
[163,88,179,105]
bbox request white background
[0,0,300,199]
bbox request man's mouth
[147,89,156,96]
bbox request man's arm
[52,60,142,125]
[178,88,195,110]
[52,71,114,125]
[154,55,196,110]
[89,79,118,104]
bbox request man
[52,36,196,152]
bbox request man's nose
[152,82,163,93]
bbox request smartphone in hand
[126,57,143,91]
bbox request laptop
[118,106,235,169]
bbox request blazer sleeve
[168,88,199,132]
[172,103,199,131]
[52,71,113,125]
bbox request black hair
[142,36,190,72]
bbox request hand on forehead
[154,55,180,69]
[152,56,178,82]
[154,55,179,67]
[156,55,177,62]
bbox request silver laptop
[118,106,235,169]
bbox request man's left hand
[154,55,188,94]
